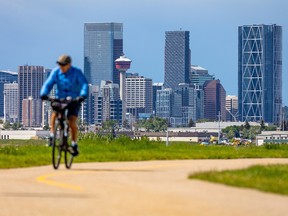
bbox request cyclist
[40,55,88,156]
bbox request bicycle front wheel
[52,121,63,169]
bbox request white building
[226,95,238,121]
[4,82,18,123]
[256,131,288,146]
[185,121,261,133]
[126,75,152,118]
[0,130,49,140]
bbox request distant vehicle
[219,139,229,145]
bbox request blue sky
[1,0,287,104]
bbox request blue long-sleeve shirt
[40,66,88,99]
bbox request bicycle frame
[48,98,75,169]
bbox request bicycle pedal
[70,145,79,156]
[67,146,74,153]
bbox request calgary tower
[115,54,132,123]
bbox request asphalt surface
[1,159,288,216]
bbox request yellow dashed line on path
[36,171,86,191]
[36,162,184,191]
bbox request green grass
[1,135,288,195]
[1,135,288,168]
[189,164,288,195]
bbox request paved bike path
[1,159,288,216]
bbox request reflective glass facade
[156,88,172,119]
[84,23,123,87]
[238,24,282,123]
[164,31,190,89]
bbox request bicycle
[46,97,79,169]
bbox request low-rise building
[256,131,288,146]
[133,131,218,142]
[0,130,49,140]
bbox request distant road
[1,159,288,216]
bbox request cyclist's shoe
[46,136,53,147]
[70,144,79,157]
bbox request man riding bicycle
[40,55,88,156]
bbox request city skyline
[0,0,287,104]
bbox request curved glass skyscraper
[238,24,282,123]
[84,23,123,86]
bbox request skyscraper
[203,80,226,121]
[190,65,214,88]
[18,65,44,123]
[82,84,99,125]
[0,70,18,118]
[152,82,163,115]
[226,95,238,121]
[4,82,18,123]
[176,83,203,124]
[95,81,122,125]
[126,74,153,119]
[156,88,173,119]
[238,24,282,123]
[164,31,190,89]
[22,97,42,127]
[84,23,123,86]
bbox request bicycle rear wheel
[64,147,74,169]
[52,121,63,169]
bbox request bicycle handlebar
[42,96,83,104]
[43,97,83,113]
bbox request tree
[153,117,168,132]
[122,119,129,129]
[188,118,195,127]
[244,121,250,130]
[43,123,50,130]
[137,117,168,132]
[285,121,288,131]
[144,118,153,132]
[260,120,265,131]
[3,121,11,130]
[102,120,117,131]
[12,122,21,130]
[226,130,236,140]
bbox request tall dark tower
[238,24,282,123]
[164,31,190,89]
[84,23,123,86]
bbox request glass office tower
[238,24,282,123]
[164,31,190,90]
[84,23,123,87]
